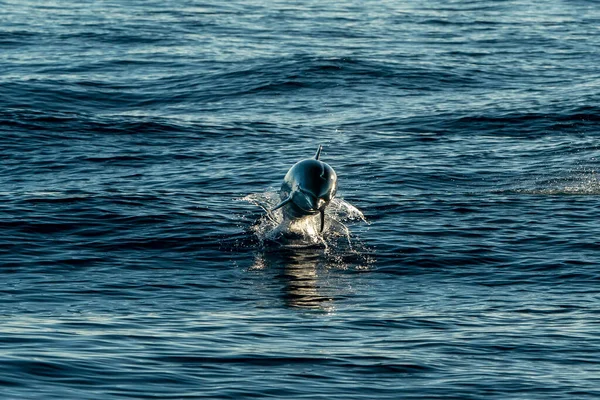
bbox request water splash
[240,191,368,249]
[514,169,600,195]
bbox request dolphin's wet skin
[271,145,339,236]
[2,0,600,399]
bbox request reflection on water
[243,191,370,311]
[251,249,335,310]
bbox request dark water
[2,0,600,398]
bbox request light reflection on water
[251,249,335,311]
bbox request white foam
[239,191,367,249]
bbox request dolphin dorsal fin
[314,145,323,160]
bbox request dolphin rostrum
[272,145,337,232]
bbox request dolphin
[272,145,338,232]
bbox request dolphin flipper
[319,208,325,232]
[272,196,292,212]
[314,145,322,160]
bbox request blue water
[2,0,600,398]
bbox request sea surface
[1,0,600,398]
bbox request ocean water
[1,0,600,398]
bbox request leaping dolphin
[272,145,338,232]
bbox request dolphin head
[285,158,337,214]
[272,146,338,232]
